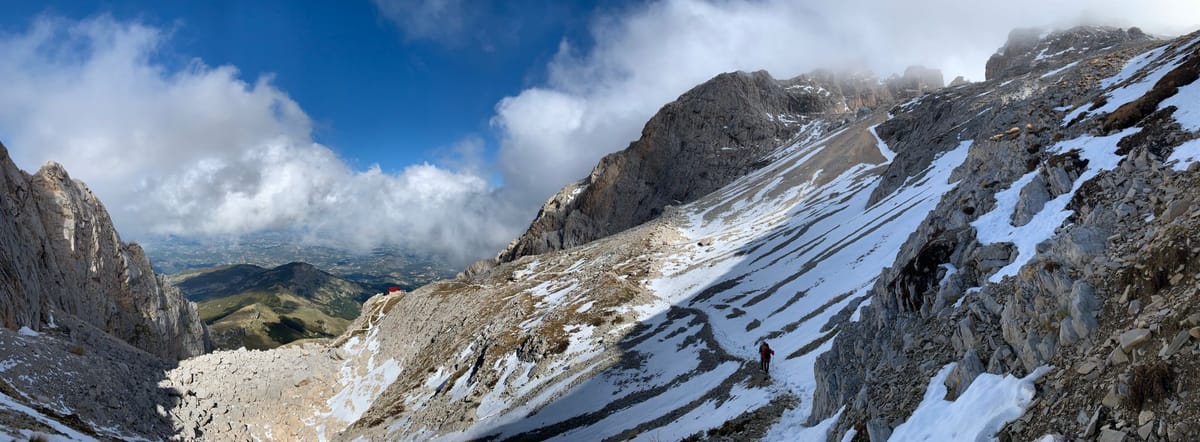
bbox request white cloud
[0,15,523,264]
[491,0,1200,207]
[372,0,468,42]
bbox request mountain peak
[985,25,1154,81]
[492,67,898,265]
[0,143,209,360]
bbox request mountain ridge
[0,146,209,360]
[170,261,369,350]
[486,67,945,270]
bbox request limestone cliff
[813,27,1200,441]
[0,144,209,360]
[494,69,901,265]
[985,26,1152,81]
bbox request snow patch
[1060,106,1089,125]
[648,137,971,432]
[955,287,982,308]
[765,406,842,442]
[1160,73,1200,131]
[938,263,958,286]
[320,311,404,429]
[574,301,594,314]
[890,363,1051,441]
[548,362,739,441]
[867,124,896,162]
[1039,60,1079,79]
[1102,44,1169,89]
[0,391,98,441]
[1093,41,1191,117]
[1167,138,1200,170]
[564,186,587,204]
[633,385,771,442]
[973,129,1137,282]
[1035,47,1074,61]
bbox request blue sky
[0,0,1195,263]
[0,0,619,173]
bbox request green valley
[169,262,376,350]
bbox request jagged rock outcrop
[813,27,1200,441]
[495,69,898,264]
[986,26,1152,81]
[0,144,209,360]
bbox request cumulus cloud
[492,0,1200,207]
[0,15,523,264]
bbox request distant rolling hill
[168,262,376,350]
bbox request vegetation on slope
[170,262,373,350]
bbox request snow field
[648,125,972,439]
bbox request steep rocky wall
[813,27,1200,441]
[493,70,899,265]
[0,144,208,360]
[986,26,1152,81]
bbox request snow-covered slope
[813,28,1200,441]
[294,108,928,441]
[154,26,1200,442]
[309,27,1199,441]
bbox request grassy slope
[177,264,369,350]
[200,292,356,350]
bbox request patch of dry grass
[1103,50,1199,132]
[1127,361,1174,410]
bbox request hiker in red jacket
[759,341,775,373]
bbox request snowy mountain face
[491,69,932,265]
[815,28,1200,441]
[5,25,1200,442]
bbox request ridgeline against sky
[0,0,1197,264]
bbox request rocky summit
[0,146,208,361]
[4,24,1200,442]
[490,66,941,267]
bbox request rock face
[495,70,898,263]
[0,315,187,440]
[0,144,208,360]
[812,27,1200,441]
[985,26,1152,81]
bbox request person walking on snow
[759,341,774,373]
